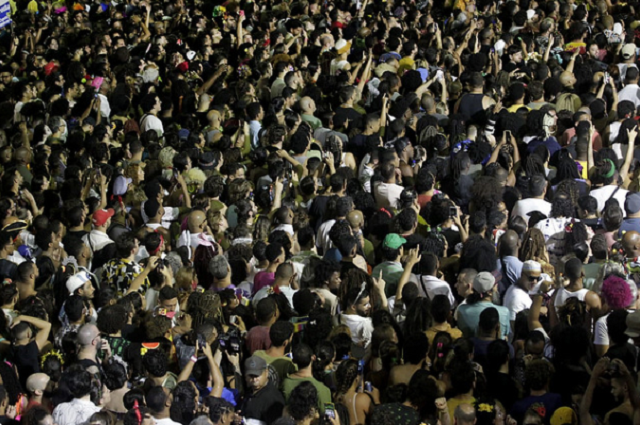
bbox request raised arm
[395,248,421,304]
[15,315,52,352]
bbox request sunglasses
[528,275,542,283]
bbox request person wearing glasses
[504,260,544,330]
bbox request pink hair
[602,275,634,309]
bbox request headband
[149,234,164,255]
[603,158,616,178]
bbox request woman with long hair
[334,359,379,425]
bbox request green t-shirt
[282,375,332,414]
[372,261,404,297]
[253,350,297,387]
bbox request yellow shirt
[425,323,463,346]
[448,395,476,419]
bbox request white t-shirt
[594,311,635,347]
[511,198,552,222]
[554,287,589,314]
[503,285,532,321]
[141,114,164,137]
[590,185,629,217]
[339,313,373,347]
[373,181,404,209]
[411,274,456,306]
[619,84,640,108]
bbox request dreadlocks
[519,228,547,262]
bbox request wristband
[190,356,198,363]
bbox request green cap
[383,233,406,250]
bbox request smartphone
[364,381,373,392]
[604,72,610,84]
[357,359,364,375]
[449,206,458,218]
[435,69,444,81]
[197,333,206,348]
[325,403,336,419]
[230,315,238,325]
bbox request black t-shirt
[10,340,39,388]
[0,259,16,281]
[240,382,285,425]
[334,107,363,131]
[67,229,88,239]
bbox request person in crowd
[3,1,640,423]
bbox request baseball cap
[625,192,640,215]
[199,151,217,170]
[335,39,352,55]
[550,407,577,425]
[245,355,267,376]
[66,272,91,295]
[113,176,132,197]
[626,310,640,338]
[383,233,406,250]
[473,271,496,294]
[92,209,115,227]
[622,43,636,60]
[523,260,542,274]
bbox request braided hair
[334,359,359,405]
[190,292,223,328]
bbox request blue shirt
[457,301,511,339]
[619,217,640,238]
[498,256,523,299]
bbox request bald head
[14,147,31,164]
[188,210,206,233]
[454,403,476,425]
[560,71,576,87]
[300,97,315,114]
[499,230,520,255]
[623,231,640,256]
[77,323,99,346]
[26,373,50,394]
[275,262,294,280]
[347,210,364,229]
[207,109,221,126]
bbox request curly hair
[470,176,503,215]
[142,349,167,378]
[525,359,555,391]
[460,235,497,273]
[144,313,172,340]
[170,381,197,425]
[287,381,318,421]
[601,275,634,309]
[103,358,128,391]
[97,305,128,335]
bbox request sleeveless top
[554,287,589,313]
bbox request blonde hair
[175,266,196,292]
[158,147,177,168]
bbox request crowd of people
[3,0,640,423]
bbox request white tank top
[554,286,589,314]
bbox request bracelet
[190,356,198,363]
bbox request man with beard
[240,355,285,425]
[339,274,386,349]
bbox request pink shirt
[253,271,275,295]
